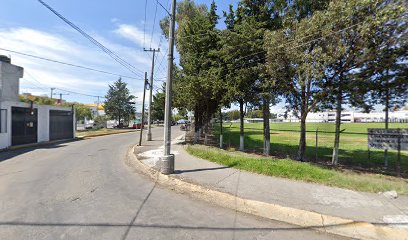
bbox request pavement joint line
[126,143,408,240]
[215,169,239,185]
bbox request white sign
[368,129,408,151]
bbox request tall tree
[356,0,407,167]
[104,78,135,127]
[265,16,329,161]
[151,84,166,122]
[307,0,373,165]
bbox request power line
[155,0,171,16]
[143,0,148,49]
[24,70,105,98]
[37,0,145,79]
[150,0,159,49]
[55,87,105,98]
[0,47,145,80]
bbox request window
[0,109,7,133]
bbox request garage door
[49,110,73,141]
[12,107,38,146]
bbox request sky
[0,0,239,107]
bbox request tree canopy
[104,78,135,127]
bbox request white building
[0,56,75,149]
[276,110,408,123]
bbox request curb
[77,129,137,139]
[126,145,408,240]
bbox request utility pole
[50,88,55,99]
[96,96,100,117]
[138,72,148,146]
[144,48,160,141]
[59,93,69,102]
[160,0,176,175]
[53,92,69,104]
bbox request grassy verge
[76,128,135,138]
[186,144,408,194]
[216,122,408,171]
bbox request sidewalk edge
[78,130,136,139]
[126,145,408,240]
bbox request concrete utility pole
[50,88,55,99]
[96,96,100,117]
[138,72,148,146]
[160,0,176,175]
[53,92,69,103]
[144,48,160,141]
[59,93,69,102]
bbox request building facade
[276,110,408,123]
[0,56,75,149]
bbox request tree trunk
[297,86,307,162]
[194,110,199,144]
[298,117,306,162]
[332,87,342,165]
[219,108,223,149]
[263,97,270,156]
[239,99,245,151]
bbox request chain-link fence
[204,122,408,177]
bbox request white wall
[0,101,74,149]
[0,61,23,102]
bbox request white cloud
[114,24,161,49]
[0,27,151,103]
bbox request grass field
[187,145,408,194]
[214,122,408,174]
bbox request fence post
[315,128,318,162]
[397,134,401,177]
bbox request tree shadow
[214,129,408,177]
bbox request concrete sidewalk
[135,134,408,238]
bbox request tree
[265,16,328,161]
[226,110,240,120]
[72,104,93,122]
[162,0,224,142]
[294,0,372,165]
[151,85,166,121]
[220,0,280,153]
[20,94,92,122]
[104,78,135,127]
[247,109,263,118]
[356,0,407,167]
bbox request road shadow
[0,138,82,163]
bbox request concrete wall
[0,61,23,102]
[0,101,74,150]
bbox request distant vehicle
[177,119,188,124]
[132,123,142,129]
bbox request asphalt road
[0,126,346,240]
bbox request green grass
[187,144,408,194]
[217,122,408,172]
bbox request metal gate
[11,107,38,146]
[49,110,73,141]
